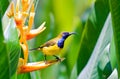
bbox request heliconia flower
[7,0,46,64]
[7,0,62,73]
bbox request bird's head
[57,32,76,48]
[61,32,76,39]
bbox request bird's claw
[56,57,61,62]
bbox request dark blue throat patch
[57,38,65,48]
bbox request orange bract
[7,0,46,66]
[17,58,65,73]
[7,0,63,74]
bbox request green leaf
[17,73,31,79]
[110,37,117,69]
[107,69,118,79]
[77,14,112,79]
[98,45,112,79]
[70,64,77,79]
[77,0,110,73]
[0,0,9,16]
[4,18,21,76]
[0,31,10,79]
[109,0,120,77]
[0,0,10,79]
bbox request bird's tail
[29,47,41,51]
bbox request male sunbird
[30,32,75,61]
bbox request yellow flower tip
[17,58,65,74]
[22,12,28,18]
[21,0,29,12]
[7,2,14,18]
[30,4,35,12]
[14,12,23,26]
[34,22,46,33]
[22,4,29,12]
[16,0,20,13]
[26,22,46,40]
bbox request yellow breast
[41,44,61,55]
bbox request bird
[30,32,76,62]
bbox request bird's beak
[69,32,77,35]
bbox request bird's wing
[40,38,58,48]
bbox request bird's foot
[56,57,61,62]
[53,55,61,62]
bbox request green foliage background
[0,0,120,79]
